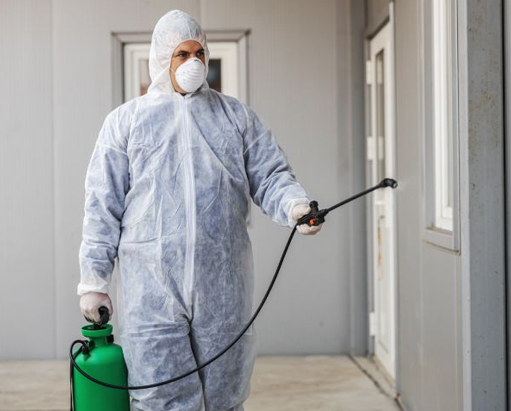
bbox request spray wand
[70,178,398,391]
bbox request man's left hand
[292,203,323,235]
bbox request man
[78,9,322,411]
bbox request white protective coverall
[78,9,312,411]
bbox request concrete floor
[0,356,400,411]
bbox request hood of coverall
[147,10,210,95]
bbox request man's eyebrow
[174,47,204,56]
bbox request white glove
[79,292,113,324]
[291,203,323,235]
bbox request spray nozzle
[380,178,398,189]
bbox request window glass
[432,0,455,232]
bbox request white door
[367,20,397,381]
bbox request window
[432,0,454,231]
[422,0,460,250]
[124,43,151,100]
[122,38,245,102]
[207,42,239,98]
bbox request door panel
[368,21,397,381]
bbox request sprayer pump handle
[295,201,328,227]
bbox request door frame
[365,3,398,383]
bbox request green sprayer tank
[72,323,130,411]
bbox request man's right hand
[80,292,113,324]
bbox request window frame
[420,0,460,251]
[112,30,250,105]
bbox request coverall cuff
[285,197,311,228]
[77,282,109,296]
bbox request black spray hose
[69,178,398,391]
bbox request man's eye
[197,50,204,57]
[177,52,187,58]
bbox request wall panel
[366,0,390,35]
[0,0,55,359]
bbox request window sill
[423,226,460,253]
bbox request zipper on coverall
[179,95,196,314]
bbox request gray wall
[506,0,511,403]
[0,0,364,359]
[457,0,506,409]
[365,0,390,35]
[337,0,368,355]
[200,0,345,356]
[0,0,55,359]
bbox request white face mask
[172,57,206,93]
